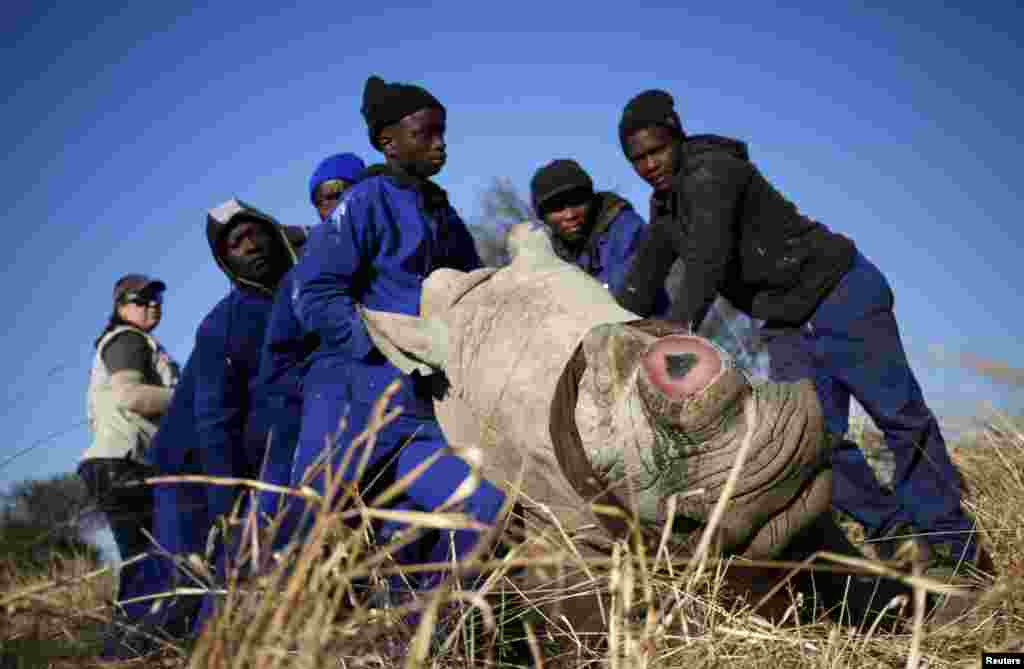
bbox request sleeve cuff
[347,318,376,360]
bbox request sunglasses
[122,293,163,307]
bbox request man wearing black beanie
[530,158,667,309]
[361,75,447,175]
[289,75,506,601]
[612,89,992,588]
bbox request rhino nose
[639,335,722,401]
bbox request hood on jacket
[592,191,632,226]
[205,198,304,295]
[682,134,750,162]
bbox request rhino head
[572,320,833,556]
[360,223,833,559]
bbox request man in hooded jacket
[610,89,990,578]
[246,152,366,551]
[145,200,305,639]
[290,75,507,596]
[195,199,304,533]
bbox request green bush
[0,472,103,575]
[0,519,101,574]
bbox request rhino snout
[636,334,749,437]
[640,336,722,400]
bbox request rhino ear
[422,267,498,319]
[506,222,561,268]
[360,307,449,375]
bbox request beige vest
[82,326,179,464]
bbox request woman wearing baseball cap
[80,274,180,658]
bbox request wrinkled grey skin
[363,223,914,630]
[575,323,833,557]
[362,223,638,541]
[361,223,830,558]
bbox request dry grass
[0,552,113,667]
[4,405,1024,669]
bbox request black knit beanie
[530,159,594,214]
[618,89,686,152]
[361,75,446,151]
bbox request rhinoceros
[359,222,910,628]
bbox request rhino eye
[665,353,698,379]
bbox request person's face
[314,179,353,221]
[541,188,593,243]
[117,291,163,332]
[381,107,447,178]
[624,125,680,194]
[221,218,285,285]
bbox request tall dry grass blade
[366,446,445,510]
[860,593,909,647]
[0,552,146,607]
[356,508,483,530]
[437,591,497,654]
[524,620,545,669]
[653,493,678,576]
[262,384,403,650]
[146,475,323,503]
[609,541,622,669]
[905,563,926,669]
[403,589,446,669]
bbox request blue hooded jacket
[248,153,364,477]
[290,165,505,595]
[149,200,303,534]
[244,223,332,534]
[147,201,303,635]
[194,200,304,518]
[293,165,482,417]
[150,352,205,553]
[145,352,207,633]
[249,223,331,410]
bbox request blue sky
[1,2,1022,491]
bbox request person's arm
[102,332,173,416]
[192,305,246,514]
[669,155,752,330]
[292,187,378,359]
[614,219,679,318]
[445,208,484,272]
[607,212,676,316]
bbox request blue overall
[766,251,976,560]
[189,288,276,522]
[149,213,299,634]
[291,171,506,591]
[245,256,323,553]
[144,352,208,638]
[191,287,278,627]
